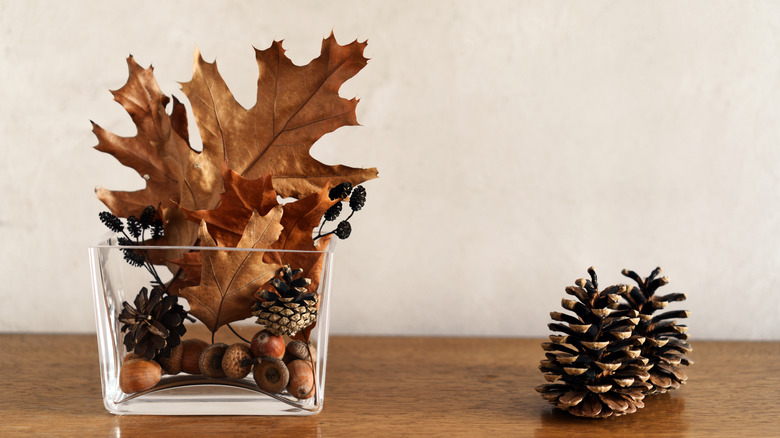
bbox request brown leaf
[269,185,336,290]
[181,33,378,199]
[93,38,376,325]
[166,251,202,295]
[93,57,218,218]
[169,96,190,146]
[185,171,337,292]
[177,207,283,332]
[93,56,222,260]
[183,167,278,247]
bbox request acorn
[222,343,253,379]
[158,342,184,375]
[287,359,315,399]
[250,330,285,359]
[199,343,229,378]
[119,359,162,394]
[283,340,311,364]
[253,356,289,393]
[123,352,144,363]
[180,339,208,375]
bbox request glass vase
[88,236,335,415]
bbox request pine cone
[119,287,188,360]
[253,265,318,336]
[620,267,692,394]
[536,267,652,418]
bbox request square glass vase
[88,236,335,415]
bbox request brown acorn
[287,359,315,399]
[158,342,183,375]
[119,359,162,394]
[250,330,285,359]
[180,339,208,375]
[199,343,228,378]
[123,352,144,363]
[222,343,253,379]
[283,340,311,364]
[253,356,289,393]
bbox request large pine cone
[119,287,188,360]
[537,267,652,418]
[620,267,692,394]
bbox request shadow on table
[111,415,322,437]
[534,393,687,438]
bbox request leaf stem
[226,324,251,343]
[313,230,335,242]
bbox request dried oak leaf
[183,167,278,248]
[93,57,221,261]
[177,207,283,333]
[166,251,202,296]
[181,33,378,200]
[187,170,335,288]
[93,57,219,219]
[268,185,335,290]
[183,169,337,292]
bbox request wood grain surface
[0,334,778,437]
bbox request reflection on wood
[0,335,777,436]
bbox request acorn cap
[253,356,289,393]
[222,343,253,379]
[199,343,228,378]
[283,340,311,364]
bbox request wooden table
[1,335,778,437]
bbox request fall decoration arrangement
[536,267,691,418]
[89,34,376,414]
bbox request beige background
[1,1,778,339]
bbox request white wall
[1,0,778,339]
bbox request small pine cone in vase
[253,265,318,337]
[119,287,188,361]
[536,267,652,418]
[620,267,692,394]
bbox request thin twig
[226,323,251,343]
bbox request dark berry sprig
[329,182,353,200]
[334,221,351,239]
[101,207,196,346]
[99,211,124,233]
[324,202,342,221]
[315,182,366,241]
[99,206,166,287]
[349,186,366,211]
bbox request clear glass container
[88,236,335,415]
